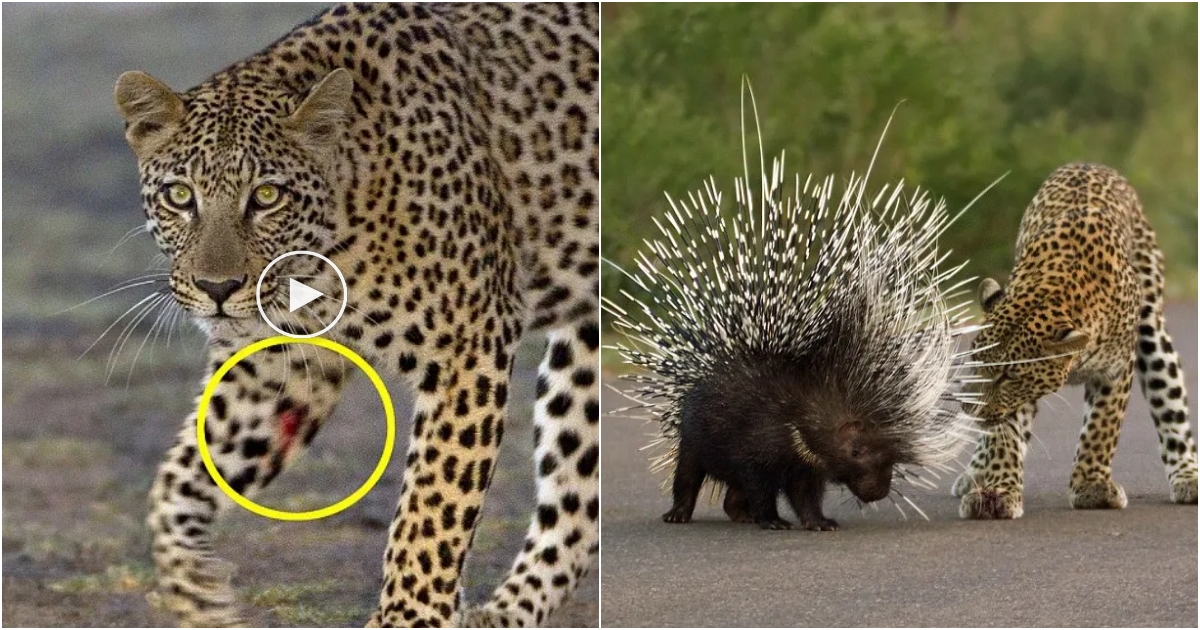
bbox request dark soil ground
[2,331,598,627]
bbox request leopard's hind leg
[462,320,599,627]
[1131,229,1198,503]
[1137,319,1199,503]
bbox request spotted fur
[116,4,598,626]
[953,163,1197,519]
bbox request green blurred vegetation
[602,3,1198,302]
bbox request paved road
[600,303,1198,627]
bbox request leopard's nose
[193,275,247,306]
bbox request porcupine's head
[796,393,898,503]
[821,422,897,503]
[604,97,988,515]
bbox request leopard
[113,3,598,626]
[951,162,1198,519]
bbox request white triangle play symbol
[288,278,325,313]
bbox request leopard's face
[116,69,354,322]
[969,277,1090,419]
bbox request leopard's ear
[287,68,354,151]
[1044,329,1090,355]
[115,71,185,159]
[978,278,1004,313]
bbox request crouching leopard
[114,3,598,626]
[953,162,1198,519]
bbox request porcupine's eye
[851,449,861,458]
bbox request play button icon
[255,250,348,339]
[288,278,325,313]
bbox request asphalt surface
[600,303,1198,627]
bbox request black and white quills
[604,143,990,531]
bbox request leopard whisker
[56,276,169,316]
[270,304,295,401]
[79,290,167,361]
[164,302,184,349]
[104,223,149,260]
[148,253,170,271]
[106,293,169,384]
[1027,424,1051,460]
[1042,390,1071,414]
[295,341,314,405]
[125,295,175,388]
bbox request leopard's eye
[162,183,195,212]
[250,183,285,211]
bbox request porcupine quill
[603,82,1000,529]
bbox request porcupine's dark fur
[666,352,900,530]
[604,98,989,531]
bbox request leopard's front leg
[1068,369,1133,509]
[952,402,1035,498]
[369,347,515,627]
[148,342,347,626]
[463,320,600,627]
[958,402,1035,519]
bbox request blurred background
[2,4,596,626]
[602,3,1198,305]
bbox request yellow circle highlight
[196,336,395,521]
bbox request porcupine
[604,104,989,531]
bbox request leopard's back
[1008,163,1147,374]
[225,3,600,331]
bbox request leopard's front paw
[460,604,531,628]
[950,470,983,498]
[148,555,242,627]
[959,487,1024,519]
[1069,479,1128,510]
[1170,476,1198,504]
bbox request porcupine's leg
[784,471,838,531]
[1130,240,1198,503]
[663,436,705,524]
[740,473,790,530]
[148,343,347,625]
[722,485,754,523]
[958,402,1034,519]
[1068,370,1132,509]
